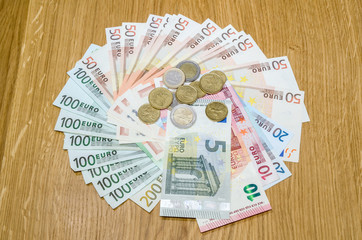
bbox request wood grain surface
[0,0,360,239]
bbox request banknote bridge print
[165,154,220,196]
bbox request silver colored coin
[170,104,197,129]
[163,68,185,89]
[176,60,201,82]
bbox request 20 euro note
[63,133,139,150]
[160,99,232,219]
[196,128,271,232]
[242,103,292,189]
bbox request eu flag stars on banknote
[53,14,309,232]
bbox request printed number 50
[205,140,226,152]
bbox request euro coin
[170,104,197,129]
[148,87,173,109]
[199,73,224,94]
[162,68,185,89]
[205,101,228,122]
[210,70,227,85]
[176,60,201,82]
[189,81,206,98]
[138,104,160,124]
[175,85,198,104]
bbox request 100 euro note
[160,99,232,219]
[196,128,271,232]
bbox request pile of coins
[138,60,229,128]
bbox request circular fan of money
[54,14,308,232]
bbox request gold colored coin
[176,61,200,82]
[205,101,228,122]
[148,87,173,109]
[138,104,160,124]
[210,70,227,85]
[190,81,206,98]
[199,73,224,94]
[175,85,198,105]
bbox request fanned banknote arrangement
[54,14,309,232]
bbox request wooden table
[0,0,360,239]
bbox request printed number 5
[205,140,226,152]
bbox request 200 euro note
[196,129,271,232]
[160,99,232,219]
[130,174,162,212]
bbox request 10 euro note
[160,99,232,219]
[196,128,271,232]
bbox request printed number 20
[205,140,226,152]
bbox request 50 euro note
[167,18,221,67]
[137,14,200,83]
[104,165,162,209]
[196,128,271,232]
[53,78,108,123]
[232,84,304,162]
[120,22,146,91]
[106,25,123,95]
[67,44,111,111]
[63,133,139,150]
[68,44,115,102]
[125,14,165,87]
[223,56,310,122]
[188,25,239,62]
[196,34,267,73]
[160,99,232,219]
